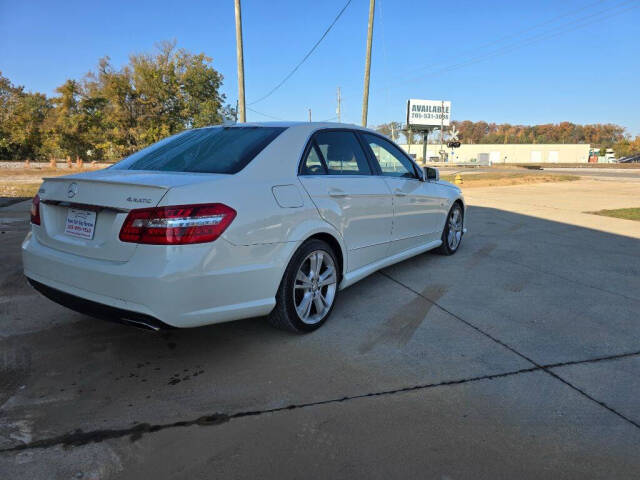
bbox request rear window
[111,126,286,174]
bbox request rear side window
[312,131,372,175]
[111,126,286,174]
[301,142,327,175]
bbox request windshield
[111,126,286,174]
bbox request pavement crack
[543,369,640,429]
[543,350,640,370]
[1,367,541,453]
[3,348,640,453]
[484,252,640,304]
[3,270,640,454]
[378,271,541,367]
[378,270,640,431]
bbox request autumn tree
[613,136,640,158]
[449,120,627,148]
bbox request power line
[248,0,353,105]
[387,0,638,90]
[246,107,285,121]
[403,0,611,82]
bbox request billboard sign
[407,99,451,127]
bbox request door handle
[328,188,348,197]
[393,189,407,196]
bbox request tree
[0,73,53,160]
[613,136,640,158]
[375,121,402,142]
[448,120,627,147]
[401,128,420,144]
[1,42,235,162]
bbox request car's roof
[214,121,379,134]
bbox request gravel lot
[1,172,639,479]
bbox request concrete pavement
[1,176,639,479]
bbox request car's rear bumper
[27,278,172,331]
[22,232,295,328]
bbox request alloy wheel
[293,250,337,325]
[447,207,463,251]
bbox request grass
[0,167,86,178]
[587,208,640,222]
[0,182,41,198]
[510,163,640,169]
[0,165,100,198]
[440,172,579,188]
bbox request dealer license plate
[64,208,96,240]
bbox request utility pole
[439,100,444,161]
[336,87,342,123]
[234,0,246,122]
[308,108,312,122]
[361,0,375,127]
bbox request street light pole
[234,0,246,122]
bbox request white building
[399,143,591,164]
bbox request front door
[298,130,394,272]
[360,133,441,255]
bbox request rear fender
[279,220,347,279]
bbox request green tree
[47,41,235,162]
[0,72,52,160]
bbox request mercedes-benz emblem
[67,182,78,199]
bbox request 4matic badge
[126,197,153,204]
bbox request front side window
[313,131,372,175]
[111,126,286,174]
[362,133,417,178]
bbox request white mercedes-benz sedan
[23,122,465,332]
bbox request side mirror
[423,166,439,182]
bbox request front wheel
[268,239,339,333]
[437,203,464,255]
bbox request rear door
[360,133,441,254]
[298,130,393,272]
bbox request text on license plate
[64,208,96,240]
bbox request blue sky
[1,0,639,134]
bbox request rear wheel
[268,239,339,333]
[437,203,464,255]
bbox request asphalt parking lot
[1,173,639,479]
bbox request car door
[360,133,441,255]
[298,130,393,272]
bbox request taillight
[119,203,236,245]
[30,194,41,225]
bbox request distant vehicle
[618,154,640,163]
[23,122,466,332]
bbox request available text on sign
[407,99,451,128]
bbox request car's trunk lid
[35,170,224,262]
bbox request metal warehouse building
[399,143,591,164]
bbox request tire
[437,203,464,255]
[268,239,340,333]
